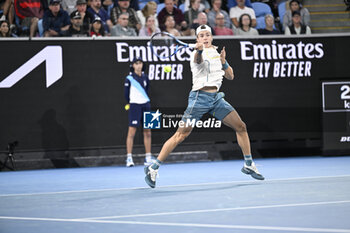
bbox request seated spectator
[61,0,76,14]
[13,0,44,37]
[88,0,113,33]
[0,19,15,36]
[110,0,140,32]
[258,14,281,34]
[68,11,89,36]
[235,13,258,35]
[207,0,231,29]
[90,16,105,36]
[230,0,256,28]
[158,0,187,33]
[184,0,201,29]
[0,19,9,36]
[284,10,311,35]
[138,15,160,36]
[163,14,181,36]
[71,0,94,32]
[183,0,210,13]
[283,0,309,30]
[190,11,214,35]
[214,12,233,35]
[136,1,158,28]
[111,12,137,36]
[43,0,70,37]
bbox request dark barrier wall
[1,35,350,151]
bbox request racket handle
[188,43,196,48]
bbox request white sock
[127,153,132,158]
[244,155,252,166]
[145,153,152,158]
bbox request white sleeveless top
[190,46,225,91]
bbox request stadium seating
[157,3,165,14]
[252,2,272,17]
[252,2,272,29]
[139,2,147,10]
[255,16,266,29]
[278,1,286,25]
[37,19,44,37]
[179,3,185,13]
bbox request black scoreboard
[322,81,350,150]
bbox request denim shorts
[182,90,235,122]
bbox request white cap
[196,25,211,36]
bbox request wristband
[222,60,229,70]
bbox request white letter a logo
[0,46,63,88]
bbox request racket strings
[151,34,177,48]
[150,33,180,59]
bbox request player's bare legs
[157,125,193,161]
[222,111,251,155]
[144,125,193,188]
[223,110,264,180]
[143,129,152,154]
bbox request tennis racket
[149,32,196,59]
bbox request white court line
[0,216,349,233]
[79,200,350,220]
[0,174,349,197]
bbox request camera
[7,141,18,154]
[1,141,18,171]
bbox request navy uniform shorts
[128,102,151,127]
[182,90,235,122]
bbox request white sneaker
[126,157,134,167]
[241,162,264,180]
[144,165,158,188]
[144,155,156,166]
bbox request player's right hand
[196,43,204,51]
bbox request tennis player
[145,25,264,188]
[124,57,154,167]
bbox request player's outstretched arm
[221,47,234,80]
[194,43,204,64]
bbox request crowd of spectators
[0,0,319,37]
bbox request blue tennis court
[1,156,350,233]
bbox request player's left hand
[220,47,226,63]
